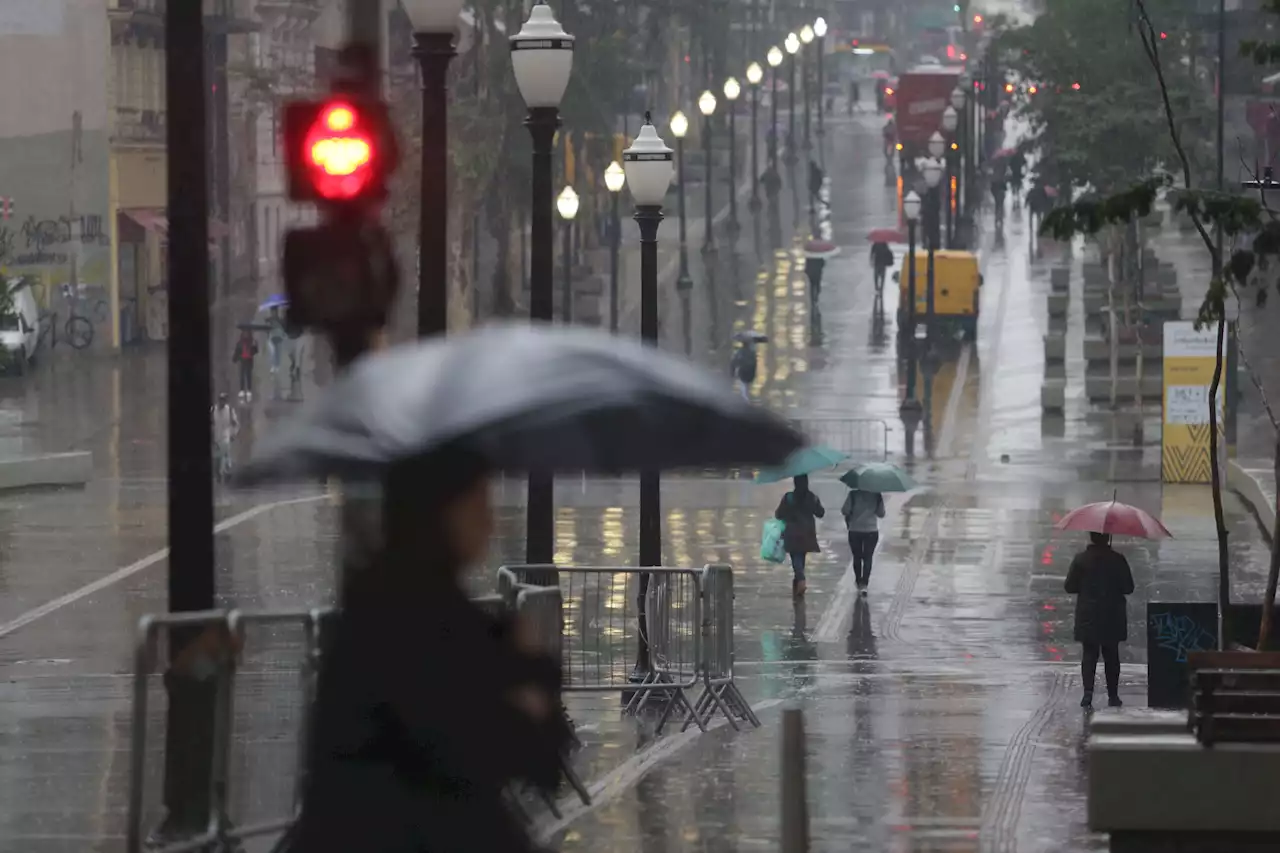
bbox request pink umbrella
[993,147,1018,159]
[804,239,840,259]
[1055,497,1172,539]
[868,227,905,243]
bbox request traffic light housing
[284,97,399,205]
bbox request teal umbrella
[754,445,848,483]
[840,462,916,493]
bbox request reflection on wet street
[0,96,1273,853]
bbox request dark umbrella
[238,323,804,484]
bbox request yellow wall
[115,148,166,210]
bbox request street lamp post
[800,24,814,155]
[767,46,784,180]
[557,185,578,322]
[950,86,966,232]
[814,16,827,138]
[900,190,922,455]
[699,89,718,253]
[511,2,574,566]
[670,110,692,292]
[604,161,625,332]
[623,114,675,682]
[936,118,956,248]
[784,32,800,165]
[724,77,741,231]
[746,61,764,211]
[404,0,465,337]
[923,157,943,351]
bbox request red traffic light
[285,98,397,204]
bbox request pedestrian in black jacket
[293,449,572,853]
[1064,532,1135,709]
[775,474,825,598]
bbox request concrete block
[1047,292,1069,318]
[1083,336,1163,363]
[1050,266,1070,291]
[1044,333,1066,362]
[1089,733,1280,832]
[1084,374,1163,401]
[1228,460,1277,537]
[1088,709,1188,737]
[0,452,92,490]
[1083,263,1109,287]
[1041,379,1066,413]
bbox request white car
[0,279,39,374]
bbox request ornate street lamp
[511,1,574,566]
[698,89,718,253]
[941,106,958,247]
[746,61,764,211]
[922,158,943,349]
[814,16,828,138]
[623,114,675,681]
[950,85,968,221]
[724,76,741,231]
[604,160,625,331]
[767,46,784,178]
[784,33,800,165]
[403,0,467,336]
[800,24,814,155]
[669,110,692,293]
[901,190,923,454]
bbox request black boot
[1108,694,1123,708]
[1080,691,1093,708]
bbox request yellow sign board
[1162,322,1223,484]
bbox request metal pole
[770,68,780,175]
[561,220,572,322]
[816,31,824,138]
[904,218,918,403]
[802,47,811,154]
[786,56,797,164]
[704,116,715,252]
[750,82,761,211]
[635,204,664,680]
[945,152,954,249]
[1215,0,1225,272]
[676,137,692,288]
[159,0,216,840]
[609,190,620,332]
[926,188,937,349]
[414,32,455,336]
[526,106,560,565]
[780,707,810,853]
[728,102,739,230]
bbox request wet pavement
[0,106,1274,853]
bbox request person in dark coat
[1064,532,1135,709]
[775,474,825,598]
[294,449,572,853]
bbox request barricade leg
[655,686,704,735]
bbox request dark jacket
[871,242,894,270]
[1064,544,1135,645]
[775,490,825,554]
[294,567,570,853]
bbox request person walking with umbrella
[1057,497,1170,709]
[839,462,913,593]
[869,240,894,295]
[775,474,825,598]
[238,324,803,853]
[731,331,767,400]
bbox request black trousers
[848,531,879,584]
[1081,642,1120,696]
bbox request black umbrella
[238,323,803,485]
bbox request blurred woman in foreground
[294,449,571,853]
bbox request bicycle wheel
[66,315,93,350]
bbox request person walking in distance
[211,392,239,482]
[775,474,825,598]
[731,340,758,400]
[870,241,894,296]
[1065,532,1135,708]
[233,328,258,402]
[842,487,885,594]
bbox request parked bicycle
[58,285,96,350]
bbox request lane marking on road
[0,494,328,641]
[533,697,785,843]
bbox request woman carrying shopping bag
[775,474,825,598]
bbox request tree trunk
[1259,433,1280,651]
[1210,315,1230,649]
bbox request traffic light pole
[414,31,455,337]
[158,0,217,841]
[526,106,560,566]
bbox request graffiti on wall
[3,214,110,266]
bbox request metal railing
[792,417,889,461]
[126,607,334,853]
[498,563,759,735]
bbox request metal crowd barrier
[793,417,889,461]
[499,563,760,736]
[126,607,334,853]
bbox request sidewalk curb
[1228,459,1276,542]
[0,452,92,492]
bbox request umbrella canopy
[992,147,1017,159]
[734,330,770,344]
[1055,499,1172,539]
[839,462,916,493]
[259,294,288,312]
[804,239,840,259]
[868,228,904,243]
[237,323,803,485]
[754,445,848,484]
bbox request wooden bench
[1188,652,1280,746]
